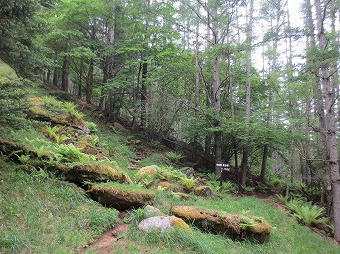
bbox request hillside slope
[0,76,339,253]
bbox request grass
[0,59,18,79]
[1,80,340,254]
[0,159,119,253]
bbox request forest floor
[1,79,340,253]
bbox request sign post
[215,163,230,186]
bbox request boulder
[193,186,214,197]
[138,216,191,233]
[55,163,132,184]
[144,205,163,217]
[171,205,271,243]
[87,184,155,211]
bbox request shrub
[0,78,27,127]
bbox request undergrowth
[0,159,119,253]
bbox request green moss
[193,186,214,197]
[169,216,192,233]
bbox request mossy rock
[157,181,182,192]
[27,97,89,131]
[135,165,160,180]
[138,216,191,233]
[55,163,132,184]
[171,205,271,243]
[193,186,214,197]
[87,184,155,211]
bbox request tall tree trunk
[314,0,340,241]
[61,53,69,92]
[240,0,254,187]
[86,58,94,104]
[53,51,59,87]
[77,61,83,98]
[140,60,148,128]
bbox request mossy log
[27,97,89,132]
[87,185,155,211]
[55,163,132,184]
[171,205,271,243]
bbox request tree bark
[241,0,254,187]
[140,60,147,128]
[314,0,340,241]
[61,54,69,92]
[86,58,94,104]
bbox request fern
[292,205,327,226]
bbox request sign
[215,163,230,171]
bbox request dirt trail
[78,224,129,254]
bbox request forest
[1,0,340,249]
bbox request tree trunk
[314,0,340,241]
[86,58,94,104]
[140,60,147,128]
[61,54,69,92]
[260,144,269,182]
[53,51,59,87]
[241,0,254,187]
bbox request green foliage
[124,207,147,225]
[275,194,290,204]
[16,154,31,165]
[0,78,27,127]
[208,181,237,194]
[0,161,119,253]
[286,198,330,227]
[54,143,96,163]
[180,177,197,189]
[43,96,62,107]
[86,121,98,133]
[166,151,184,163]
[45,125,69,144]
[63,101,77,112]
[207,172,220,182]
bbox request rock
[157,181,182,192]
[144,205,163,217]
[135,165,160,181]
[55,163,132,184]
[183,167,195,178]
[171,205,271,243]
[138,216,191,233]
[193,186,214,197]
[87,184,155,211]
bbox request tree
[313,0,340,241]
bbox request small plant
[166,151,184,163]
[220,181,237,193]
[125,207,146,224]
[45,125,69,144]
[46,125,60,140]
[156,185,166,192]
[275,194,290,204]
[33,145,51,159]
[42,96,61,106]
[207,172,220,182]
[239,216,256,230]
[141,178,153,188]
[63,101,76,113]
[292,204,328,226]
[180,177,197,190]
[243,186,255,193]
[86,121,98,133]
[72,110,84,119]
[16,154,30,165]
[54,144,87,163]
